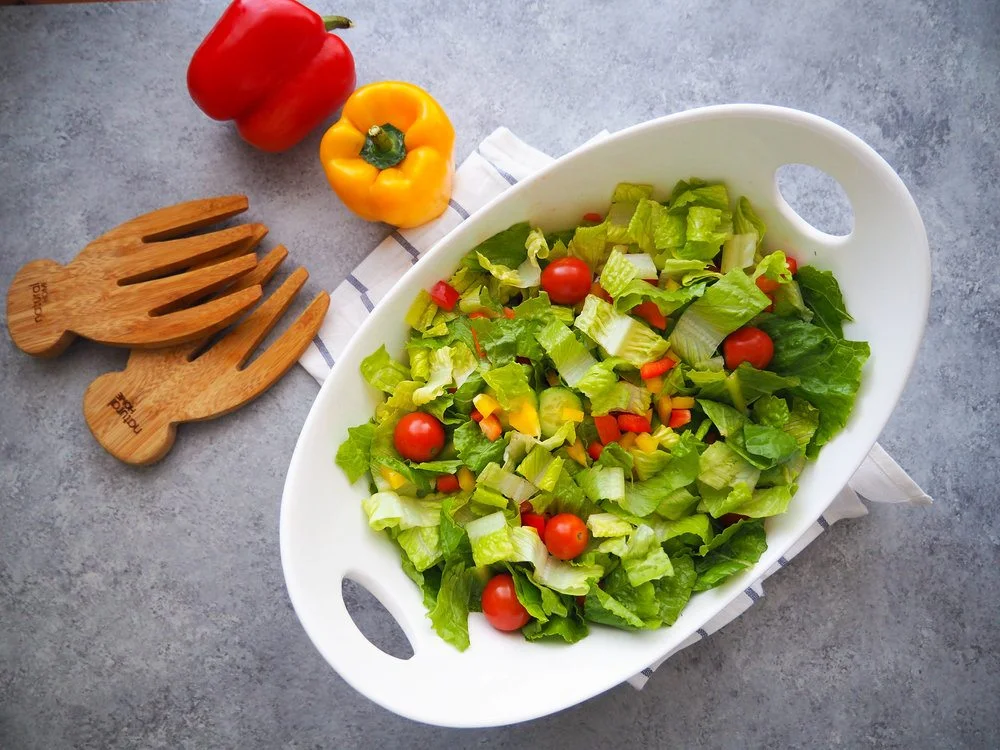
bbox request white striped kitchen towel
[297,127,933,690]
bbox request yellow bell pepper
[319,81,455,228]
[509,402,540,438]
[457,467,476,492]
[565,439,588,467]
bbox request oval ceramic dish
[281,105,930,727]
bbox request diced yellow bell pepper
[644,376,664,395]
[565,439,588,467]
[635,432,659,453]
[665,278,681,291]
[671,396,695,409]
[472,393,502,418]
[619,432,637,451]
[561,407,585,422]
[509,402,540,437]
[656,395,672,425]
[380,466,407,490]
[457,466,476,492]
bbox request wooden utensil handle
[83,370,177,466]
[6,259,76,357]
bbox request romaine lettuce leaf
[669,180,730,212]
[586,512,635,538]
[652,554,696,625]
[752,395,790,427]
[733,196,766,251]
[618,440,700,517]
[575,295,670,366]
[463,222,531,271]
[743,423,800,463]
[796,265,853,337]
[465,511,516,567]
[693,519,767,591]
[575,466,626,502]
[668,269,770,364]
[413,347,453,405]
[509,526,603,595]
[336,423,375,483]
[479,462,537,503]
[620,524,674,586]
[521,610,589,643]
[428,560,472,651]
[567,223,610,270]
[360,346,410,392]
[697,441,761,490]
[362,491,443,531]
[537,319,598,386]
[453,420,507,473]
[397,525,443,571]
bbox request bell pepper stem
[322,15,353,31]
[367,126,393,152]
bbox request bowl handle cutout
[774,164,855,239]
[341,575,414,660]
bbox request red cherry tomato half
[521,512,547,537]
[544,513,589,560]
[723,326,774,370]
[540,257,592,305]
[393,412,446,462]
[481,573,531,631]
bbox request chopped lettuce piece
[360,346,410,392]
[733,196,766,251]
[336,423,376,483]
[697,441,761,490]
[463,222,531,271]
[453,420,507,473]
[362,491,443,531]
[575,295,670,366]
[479,462,537,503]
[428,560,473,650]
[575,466,626,502]
[586,512,635,538]
[693,519,767,591]
[796,265,854,337]
[620,524,674,586]
[668,269,770,365]
[537,320,598,386]
[510,526,603,595]
[397,525,443,571]
[465,511,516,567]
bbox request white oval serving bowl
[280,105,930,727]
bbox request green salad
[336,179,869,650]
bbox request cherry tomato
[521,512,547,537]
[481,573,531,631]
[436,474,460,493]
[541,257,592,305]
[544,513,589,560]
[723,326,774,370]
[393,412,446,462]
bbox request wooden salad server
[83,245,331,465]
[7,196,267,357]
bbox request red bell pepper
[617,413,653,433]
[631,300,667,330]
[587,442,604,461]
[667,409,692,428]
[187,0,356,153]
[429,281,461,311]
[640,355,677,380]
[593,415,621,445]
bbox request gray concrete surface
[1,1,998,747]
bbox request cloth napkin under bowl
[298,127,932,689]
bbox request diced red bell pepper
[471,327,485,358]
[469,311,490,320]
[639,355,677,380]
[617,413,652,433]
[785,256,799,275]
[429,280,461,311]
[583,212,603,223]
[187,0,356,153]
[479,414,502,441]
[436,474,461,493]
[503,307,516,319]
[593,415,621,444]
[587,442,604,461]
[755,275,780,294]
[589,282,613,303]
[631,300,667,330]
[668,409,692,429]
[470,409,483,423]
